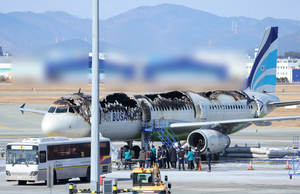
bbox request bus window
[82,143,91,157]
[39,151,46,163]
[100,142,110,156]
[56,107,68,113]
[48,107,56,113]
[70,144,80,158]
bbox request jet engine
[187,129,230,154]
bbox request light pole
[91,0,100,192]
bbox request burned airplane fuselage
[42,89,272,141]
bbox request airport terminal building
[247,57,300,83]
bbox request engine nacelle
[187,129,230,154]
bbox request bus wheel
[18,180,27,185]
[59,179,69,183]
[53,170,57,185]
[80,167,90,182]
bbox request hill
[1,4,300,55]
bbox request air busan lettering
[103,112,141,122]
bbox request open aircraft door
[198,100,207,121]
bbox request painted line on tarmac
[253,161,275,163]
[8,128,42,132]
[0,125,11,129]
[28,112,44,117]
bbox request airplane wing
[170,115,300,132]
[19,103,48,114]
[267,100,300,107]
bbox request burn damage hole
[198,90,251,102]
[100,93,141,114]
[144,91,194,111]
[56,93,92,123]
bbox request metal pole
[91,0,100,192]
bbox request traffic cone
[137,161,140,168]
[198,161,202,171]
[248,161,254,170]
[285,160,290,170]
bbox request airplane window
[69,107,76,113]
[56,107,68,113]
[209,105,211,109]
[48,107,56,113]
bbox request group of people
[117,144,212,172]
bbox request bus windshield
[6,149,39,165]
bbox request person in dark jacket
[206,148,212,172]
[194,147,201,170]
[157,146,162,168]
[124,149,132,170]
[117,147,123,170]
[161,146,167,169]
[151,145,156,167]
[187,147,194,170]
[146,147,152,168]
[138,147,146,168]
[169,146,177,169]
[178,148,185,171]
[166,146,170,169]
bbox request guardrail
[67,183,132,194]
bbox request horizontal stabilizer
[19,103,47,114]
[267,100,300,107]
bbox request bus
[5,137,111,185]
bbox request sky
[0,0,300,21]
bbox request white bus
[5,137,111,185]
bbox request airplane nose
[41,114,63,136]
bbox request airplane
[20,27,300,158]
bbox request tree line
[278,51,300,59]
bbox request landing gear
[212,153,220,161]
[200,153,220,161]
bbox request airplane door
[198,100,207,121]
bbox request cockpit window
[56,107,68,113]
[69,107,76,113]
[48,107,56,113]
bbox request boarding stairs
[141,119,181,151]
[288,136,300,179]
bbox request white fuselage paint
[41,90,280,140]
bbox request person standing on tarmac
[138,147,146,168]
[166,146,170,169]
[178,148,185,171]
[117,147,123,170]
[161,146,167,169]
[206,148,212,172]
[124,149,132,170]
[169,146,177,169]
[187,147,194,170]
[151,145,156,167]
[146,147,152,168]
[194,147,201,170]
[157,146,162,168]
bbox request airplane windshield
[56,107,68,113]
[48,107,56,113]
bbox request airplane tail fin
[246,26,278,93]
